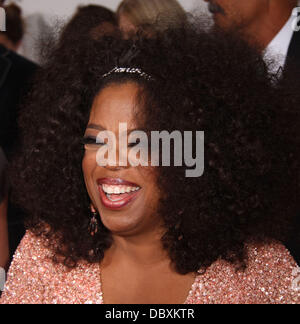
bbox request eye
[82,136,105,150]
[128,138,141,148]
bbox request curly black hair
[10,17,300,274]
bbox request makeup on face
[82,83,162,236]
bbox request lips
[97,178,141,210]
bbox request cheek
[228,1,260,23]
[82,152,97,186]
[141,167,161,206]
[217,0,241,20]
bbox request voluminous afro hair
[11,17,300,274]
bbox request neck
[243,1,296,50]
[104,227,169,268]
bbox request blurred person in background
[204,0,300,265]
[0,2,37,157]
[204,0,300,75]
[117,0,187,38]
[0,2,37,266]
[60,4,117,42]
[37,5,118,68]
[0,2,22,51]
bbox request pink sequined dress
[0,231,299,304]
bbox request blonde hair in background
[117,0,187,31]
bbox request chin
[100,211,144,236]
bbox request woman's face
[82,82,162,236]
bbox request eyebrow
[86,124,106,131]
[86,124,142,133]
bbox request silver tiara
[102,67,154,81]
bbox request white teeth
[102,184,114,194]
[101,184,140,195]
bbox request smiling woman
[0,15,300,304]
[82,82,162,240]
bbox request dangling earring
[89,205,100,236]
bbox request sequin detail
[0,231,299,304]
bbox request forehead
[89,82,140,130]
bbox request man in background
[204,0,300,265]
[204,0,299,75]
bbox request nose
[102,145,131,171]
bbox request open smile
[97,178,141,210]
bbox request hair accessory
[102,67,154,81]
